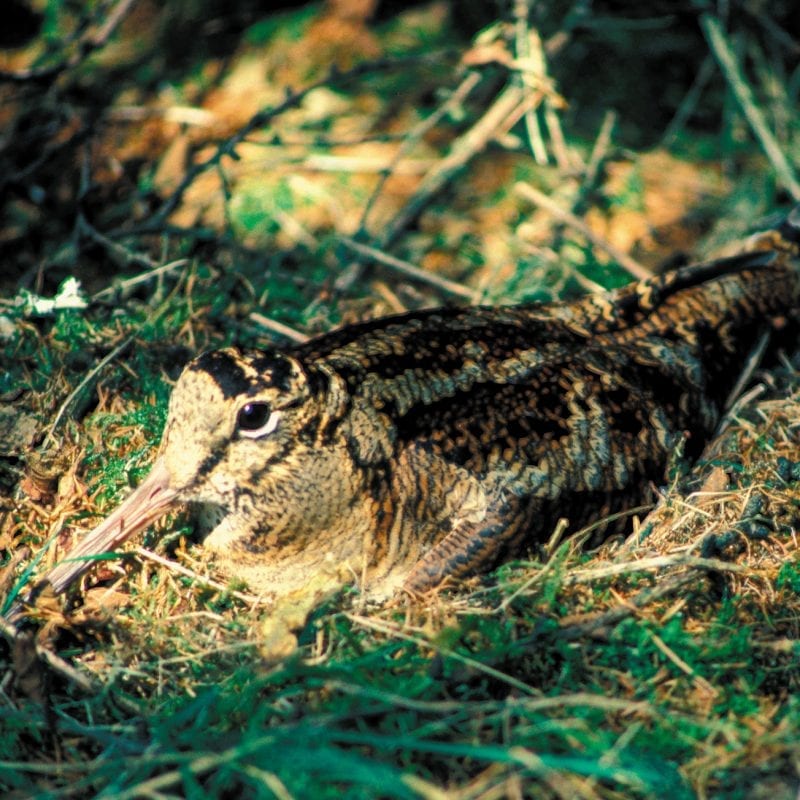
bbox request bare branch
[515,181,651,281]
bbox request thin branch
[142,53,456,231]
[0,0,138,85]
[701,15,800,200]
[514,181,651,280]
[338,237,478,301]
[648,630,718,697]
[514,0,548,164]
[583,110,617,191]
[249,313,309,343]
[723,331,771,412]
[78,216,165,272]
[45,336,133,443]
[358,70,483,233]
[90,0,139,48]
[377,83,527,252]
[564,553,751,585]
[92,259,189,304]
[661,55,716,145]
[301,154,437,174]
[336,82,531,293]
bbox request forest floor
[1,2,799,798]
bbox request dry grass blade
[556,571,699,641]
[345,612,538,696]
[134,548,267,606]
[45,336,133,442]
[91,259,189,303]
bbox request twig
[531,34,574,170]
[514,0,548,165]
[701,15,800,200]
[338,238,478,301]
[648,630,718,697]
[248,313,309,343]
[89,0,138,47]
[78,216,166,272]
[143,53,456,231]
[106,105,217,127]
[514,181,651,280]
[555,570,698,641]
[336,82,530,293]
[0,615,98,694]
[92,259,189,304]
[358,70,483,233]
[134,548,267,606]
[583,110,616,192]
[543,99,574,172]
[620,352,772,553]
[723,331,771,413]
[661,56,716,145]
[499,540,744,613]
[301,154,437,174]
[0,0,138,85]
[564,553,751,585]
[45,336,133,443]
[0,124,91,196]
[377,83,527,252]
[704,383,766,458]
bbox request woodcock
[28,208,800,602]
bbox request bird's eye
[236,402,279,438]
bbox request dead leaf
[76,586,131,620]
[0,405,38,456]
[22,446,74,503]
[12,632,46,703]
[693,466,732,509]
[699,465,730,495]
[152,132,191,195]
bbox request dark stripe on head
[191,350,250,399]
[246,350,300,392]
[195,447,227,483]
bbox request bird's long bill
[42,458,176,597]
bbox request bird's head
[43,346,348,595]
